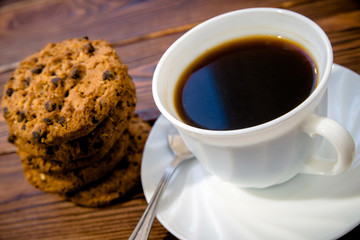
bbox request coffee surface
[174,35,317,130]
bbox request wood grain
[0,0,359,239]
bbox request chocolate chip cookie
[22,132,130,193]
[2,37,136,145]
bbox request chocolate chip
[84,43,95,54]
[42,131,48,140]
[32,131,41,142]
[6,88,14,97]
[91,117,99,124]
[31,64,45,74]
[69,68,80,79]
[43,118,53,125]
[64,91,69,98]
[83,36,89,40]
[21,125,26,130]
[102,70,115,80]
[8,134,16,144]
[45,101,56,112]
[51,77,61,87]
[18,111,26,122]
[25,77,31,87]
[45,148,54,156]
[116,100,123,107]
[58,116,65,125]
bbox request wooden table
[0,0,359,239]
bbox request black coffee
[174,35,317,130]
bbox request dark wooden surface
[0,0,359,239]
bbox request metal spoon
[129,132,195,240]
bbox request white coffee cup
[152,8,355,188]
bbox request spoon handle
[128,161,176,240]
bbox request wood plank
[0,0,283,65]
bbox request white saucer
[141,64,360,240]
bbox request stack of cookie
[2,37,150,207]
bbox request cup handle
[300,113,355,175]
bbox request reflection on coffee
[174,35,318,130]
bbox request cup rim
[152,7,333,137]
